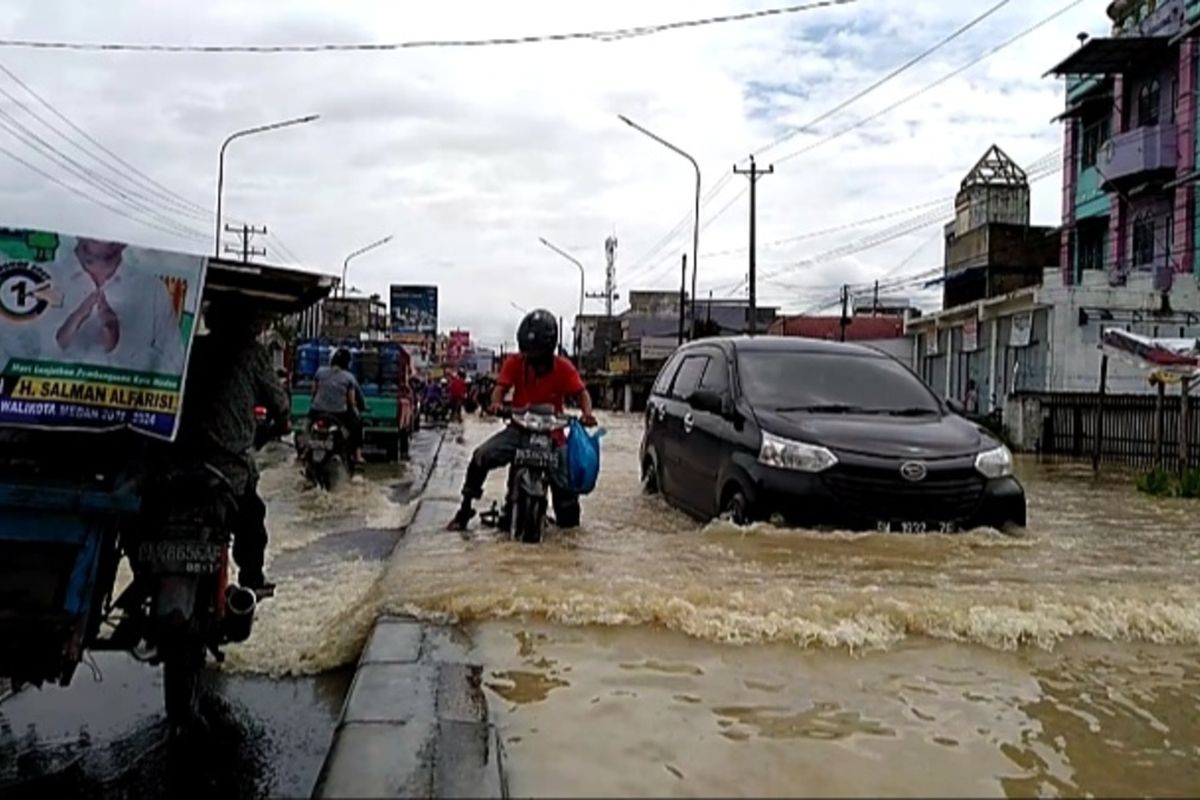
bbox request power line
[687,1,1083,246]
[773,0,1088,165]
[0,60,310,262]
[0,108,210,240]
[0,141,208,242]
[752,0,1012,157]
[622,0,1029,284]
[0,0,857,53]
[0,62,210,222]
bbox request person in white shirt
[52,237,185,375]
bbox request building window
[1080,117,1110,168]
[1078,228,1105,271]
[1132,216,1156,266]
[1137,80,1160,127]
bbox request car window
[652,353,684,397]
[698,352,729,396]
[670,356,708,400]
[736,350,941,413]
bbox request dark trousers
[231,474,268,580]
[461,426,580,528]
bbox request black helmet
[331,347,352,369]
[517,309,558,356]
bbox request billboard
[390,284,437,336]
[0,227,207,440]
[447,330,470,365]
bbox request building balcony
[1109,0,1187,37]
[1098,123,1177,189]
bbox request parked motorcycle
[481,405,569,544]
[0,439,262,740]
[301,414,353,490]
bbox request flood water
[362,414,1200,797]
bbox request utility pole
[840,284,850,342]
[223,223,267,264]
[733,155,773,336]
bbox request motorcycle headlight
[758,431,838,473]
[975,445,1013,479]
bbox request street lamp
[618,114,701,333]
[538,237,587,357]
[537,236,585,319]
[214,114,320,258]
[341,235,394,297]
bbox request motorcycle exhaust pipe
[222,585,257,643]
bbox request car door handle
[683,413,695,433]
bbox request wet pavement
[6,412,1200,797]
[0,429,444,799]
[379,414,1200,798]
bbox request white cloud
[0,0,1098,346]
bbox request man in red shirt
[448,370,468,422]
[448,309,597,531]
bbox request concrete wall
[1042,269,1200,393]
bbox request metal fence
[1024,390,1200,469]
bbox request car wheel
[720,489,750,526]
[641,454,660,495]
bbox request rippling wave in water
[379,415,1200,653]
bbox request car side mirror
[689,389,731,417]
[946,398,966,416]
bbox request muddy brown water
[245,415,1200,797]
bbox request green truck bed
[291,392,398,436]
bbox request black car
[639,336,1025,532]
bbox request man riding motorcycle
[447,309,597,532]
[310,347,366,465]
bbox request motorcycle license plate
[515,448,558,470]
[309,438,331,451]
[136,540,223,575]
[875,521,959,534]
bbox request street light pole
[341,235,394,297]
[538,236,586,321]
[214,114,320,258]
[618,114,700,336]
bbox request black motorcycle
[481,405,569,544]
[301,414,353,490]
[422,397,451,426]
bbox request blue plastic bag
[565,418,605,495]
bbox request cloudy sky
[0,0,1104,349]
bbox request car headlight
[975,445,1013,479]
[758,431,838,473]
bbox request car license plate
[515,448,558,470]
[136,540,223,575]
[875,521,959,534]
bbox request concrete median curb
[314,432,507,799]
[312,617,507,799]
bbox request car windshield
[736,350,942,415]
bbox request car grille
[821,464,985,523]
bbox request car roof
[680,335,887,358]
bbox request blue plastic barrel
[296,343,319,377]
[362,382,380,397]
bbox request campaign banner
[447,330,470,365]
[0,228,207,440]
[390,284,438,336]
